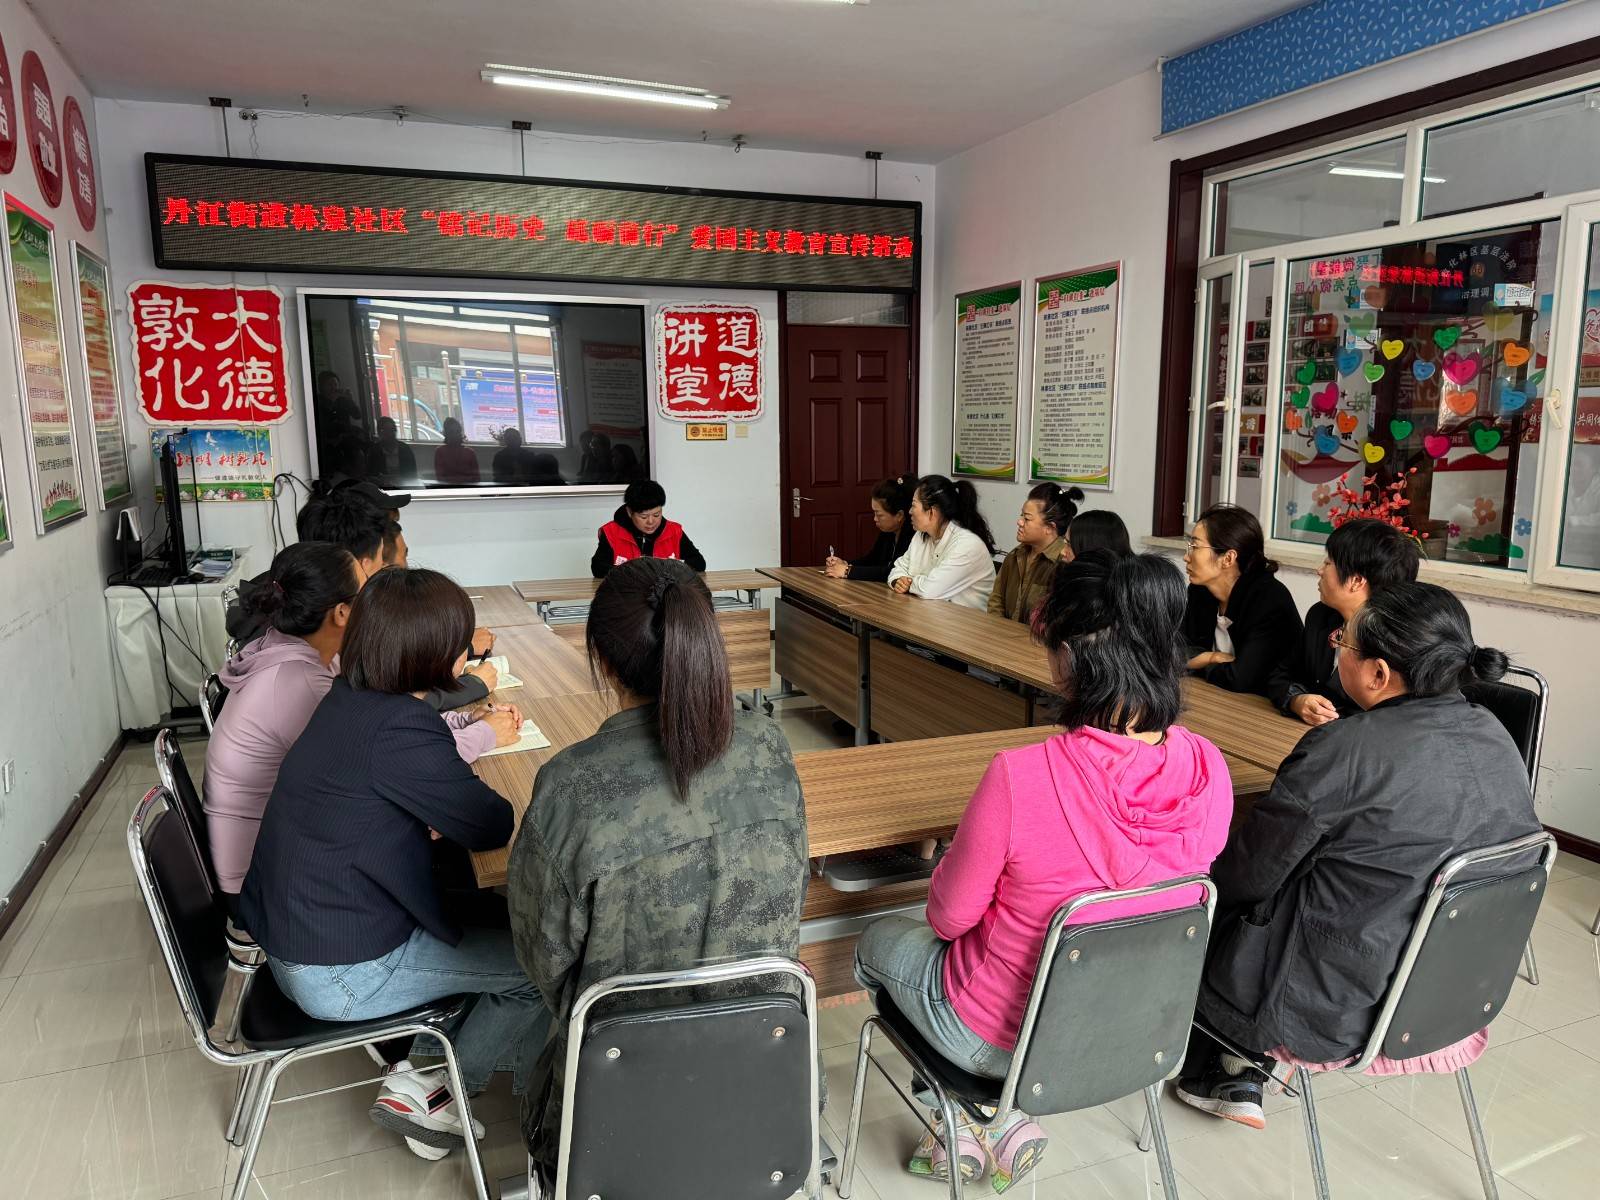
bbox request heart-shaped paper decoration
[1445,389,1479,416]
[1314,428,1340,456]
[1363,287,1389,310]
[1473,427,1503,454]
[1362,441,1386,464]
[1424,433,1451,459]
[1336,411,1358,434]
[1503,342,1532,368]
[1291,385,1311,408]
[1312,383,1339,414]
[1295,360,1318,385]
[1435,326,1462,351]
[1336,348,1363,377]
[1412,360,1437,382]
[1363,363,1386,383]
[1285,408,1304,432]
[1390,419,1414,441]
[1443,352,1481,386]
[1499,386,1528,414]
[1381,339,1405,361]
[1348,312,1377,337]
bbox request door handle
[792,488,813,518]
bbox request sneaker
[369,1066,486,1151]
[404,1136,451,1161]
[981,1110,1048,1194]
[1174,1068,1266,1130]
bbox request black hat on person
[333,478,411,510]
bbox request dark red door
[781,324,913,567]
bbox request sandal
[982,1111,1048,1194]
[906,1118,986,1184]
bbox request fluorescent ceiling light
[358,299,456,313]
[1328,165,1445,184]
[483,65,728,110]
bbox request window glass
[1424,87,1600,220]
[304,294,649,491]
[786,291,909,326]
[1194,272,1232,513]
[1235,262,1275,514]
[1213,139,1406,255]
[1556,227,1600,572]
[1273,220,1557,572]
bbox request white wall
[0,1,121,906]
[930,1,1600,841]
[91,99,937,583]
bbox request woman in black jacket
[1182,504,1303,698]
[824,474,916,582]
[1174,582,1540,1129]
[239,568,548,1161]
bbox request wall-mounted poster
[3,195,83,532]
[583,341,647,432]
[71,244,131,507]
[654,303,764,421]
[127,281,293,425]
[951,281,1021,480]
[151,427,274,502]
[1028,263,1122,489]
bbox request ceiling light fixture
[482,64,729,110]
[1328,165,1445,184]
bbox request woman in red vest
[590,479,708,578]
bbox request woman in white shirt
[888,475,998,609]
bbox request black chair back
[201,673,228,734]
[128,786,231,1040]
[1013,887,1213,1115]
[1367,832,1556,1065]
[155,728,219,895]
[1463,665,1547,784]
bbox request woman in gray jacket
[1175,581,1540,1130]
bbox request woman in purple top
[203,544,516,910]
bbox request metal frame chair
[839,876,1218,1200]
[127,785,491,1200]
[199,673,227,734]
[1184,831,1556,1200]
[517,955,824,1200]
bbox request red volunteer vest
[602,519,685,567]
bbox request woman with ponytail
[988,482,1083,622]
[824,474,916,581]
[855,552,1233,1190]
[887,474,999,609]
[1177,581,1541,1131]
[506,558,809,1177]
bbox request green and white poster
[1029,263,1121,489]
[952,281,1021,480]
[72,244,133,508]
[4,196,83,532]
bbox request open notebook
[479,719,552,757]
[481,655,523,689]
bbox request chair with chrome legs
[200,673,229,734]
[128,785,491,1200]
[1463,665,1551,980]
[511,956,828,1200]
[1188,831,1555,1200]
[838,876,1217,1200]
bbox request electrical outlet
[1,759,13,794]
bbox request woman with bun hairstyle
[1176,582,1541,1131]
[204,545,516,910]
[854,552,1233,1190]
[988,483,1083,622]
[825,475,916,582]
[887,474,998,609]
[1182,503,1302,698]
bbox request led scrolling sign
[146,154,920,293]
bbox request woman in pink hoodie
[854,550,1234,1191]
[203,544,517,913]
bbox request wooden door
[781,323,912,567]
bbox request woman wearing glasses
[1181,504,1302,699]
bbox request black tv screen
[302,291,650,493]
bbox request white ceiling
[33,0,1307,162]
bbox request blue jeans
[854,915,1012,1080]
[269,925,549,1094]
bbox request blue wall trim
[1161,0,1578,134]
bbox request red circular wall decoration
[20,51,61,207]
[62,96,94,230]
[0,37,17,175]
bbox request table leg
[854,621,872,747]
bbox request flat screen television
[301,291,651,495]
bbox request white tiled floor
[4,726,1600,1199]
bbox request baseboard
[0,731,126,942]
[1548,825,1600,866]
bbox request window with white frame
[1188,73,1600,592]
